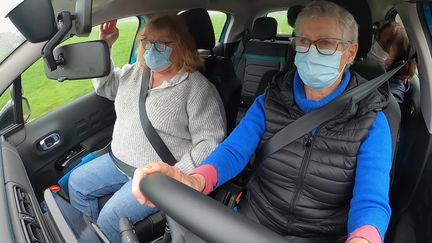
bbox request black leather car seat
[180,8,242,134]
[234,16,295,108]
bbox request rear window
[267,11,293,35]
[208,11,228,42]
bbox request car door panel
[7,92,115,201]
[1,137,54,243]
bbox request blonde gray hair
[295,1,358,43]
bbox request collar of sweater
[149,67,190,91]
[293,69,351,113]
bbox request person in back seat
[368,21,417,104]
[67,15,226,243]
[133,2,392,243]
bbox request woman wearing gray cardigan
[68,15,226,243]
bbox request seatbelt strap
[232,29,250,71]
[111,69,177,177]
[256,52,416,162]
[138,70,178,165]
[110,151,136,177]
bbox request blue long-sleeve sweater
[201,70,392,239]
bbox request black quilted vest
[245,70,389,237]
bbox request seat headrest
[179,8,215,50]
[252,17,277,40]
[287,5,304,28]
[351,58,386,80]
[332,0,372,59]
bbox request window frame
[16,16,140,123]
[129,16,144,64]
[207,10,229,43]
[219,13,232,43]
[1,76,25,137]
[0,16,141,136]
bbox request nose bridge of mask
[150,42,156,49]
[149,42,161,52]
[309,44,321,55]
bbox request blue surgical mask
[294,45,344,90]
[144,44,173,72]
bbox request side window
[0,81,31,133]
[208,11,228,43]
[20,17,139,122]
[267,11,293,36]
[0,86,15,131]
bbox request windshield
[0,17,26,64]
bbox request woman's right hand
[132,162,206,208]
[100,20,119,48]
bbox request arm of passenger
[347,111,392,243]
[91,58,134,101]
[174,82,227,174]
[190,95,267,192]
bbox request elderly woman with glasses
[67,15,226,243]
[133,1,392,243]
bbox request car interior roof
[51,0,398,21]
[30,0,432,132]
[51,0,399,42]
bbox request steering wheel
[140,173,288,243]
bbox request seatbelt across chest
[255,53,415,162]
[111,70,177,177]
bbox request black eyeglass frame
[292,36,352,55]
[141,39,173,52]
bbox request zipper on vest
[289,133,315,214]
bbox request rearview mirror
[44,41,111,81]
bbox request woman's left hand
[131,162,205,208]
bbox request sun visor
[6,0,57,43]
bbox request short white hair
[295,0,358,43]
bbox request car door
[1,17,141,202]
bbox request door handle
[39,133,61,151]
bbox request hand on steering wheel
[132,162,205,207]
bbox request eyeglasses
[141,40,172,52]
[292,37,351,55]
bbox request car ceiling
[49,0,404,46]
[42,0,432,131]
[51,0,400,26]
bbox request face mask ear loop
[340,43,354,72]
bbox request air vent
[24,220,45,243]
[13,186,47,243]
[14,186,35,217]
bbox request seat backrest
[180,8,242,134]
[341,0,401,166]
[234,17,295,108]
[351,58,400,166]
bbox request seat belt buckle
[49,184,70,202]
